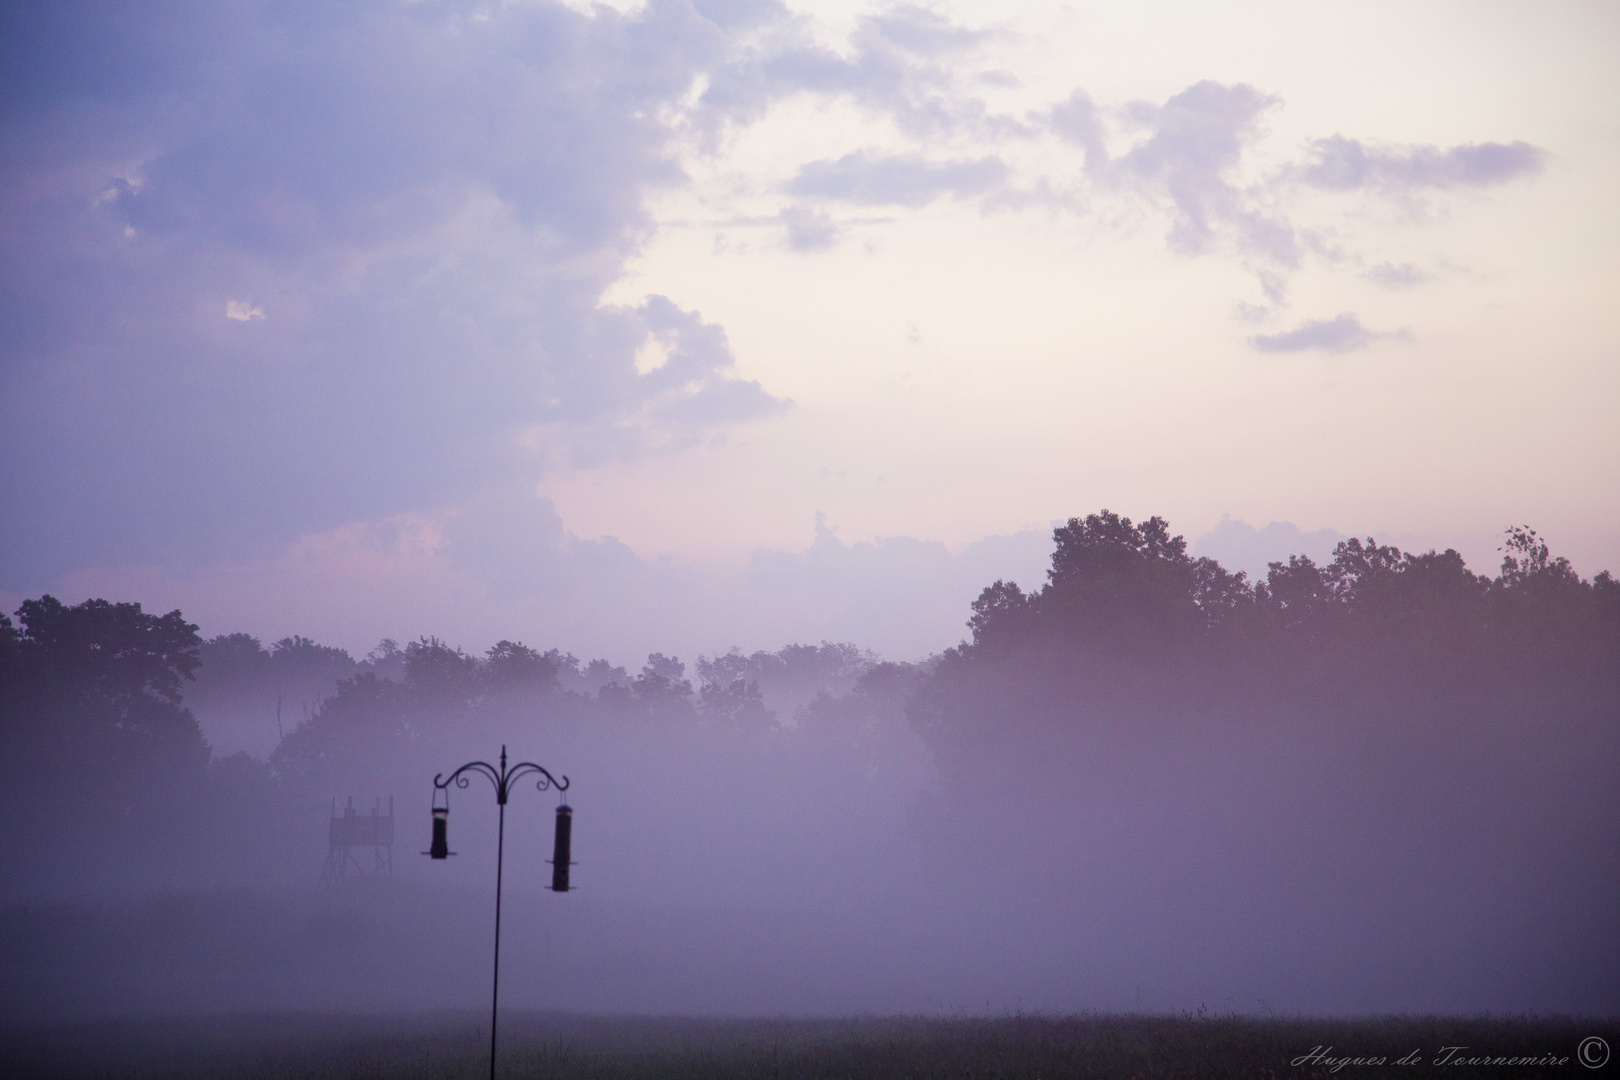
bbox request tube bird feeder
[428,787,452,859]
[550,804,572,892]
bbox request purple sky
[3,0,1615,663]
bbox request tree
[483,640,561,693]
[695,642,875,717]
[962,511,1211,661]
[1,596,211,888]
[268,672,411,790]
[968,580,1031,646]
[633,653,694,710]
[699,678,774,726]
[3,595,208,770]
[914,512,1620,781]
[404,636,478,707]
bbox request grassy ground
[2,1012,1615,1080]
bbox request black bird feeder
[550,803,573,892]
[426,746,570,1080]
[428,788,451,859]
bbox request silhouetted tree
[269,673,412,792]
[699,678,774,727]
[914,510,1620,785]
[695,641,875,717]
[483,640,561,693]
[1,596,208,774]
[186,632,356,753]
[0,596,210,888]
[630,653,695,715]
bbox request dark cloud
[1247,312,1411,354]
[787,151,1009,206]
[0,0,785,585]
[0,0,1036,589]
[1301,135,1545,193]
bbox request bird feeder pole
[427,745,571,1080]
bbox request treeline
[952,514,1616,676]
[190,631,879,759]
[913,512,1619,791]
[0,601,902,896]
[2,512,1615,899]
[263,638,886,797]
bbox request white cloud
[224,300,264,322]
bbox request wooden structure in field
[319,795,395,887]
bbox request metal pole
[490,784,506,1080]
[429,748,566,1080]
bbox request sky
[3,0,1617,665]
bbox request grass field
[3,1012,1614,1080]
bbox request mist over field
[2,1,1618,1067]
[3,513,1616,1026]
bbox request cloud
[863,4,994,57]
[79,500,1057,669]
[523,294,789,469]
[437,495,1054,662]
[691,0,792,33]
[1363,262,1430,289]
[1115,82,1295,264]
[0,0,1018,587]
[699,1,1002,141]
[1058,81,1300,268]
[1043,83,1544,301]
[1300,136,1545,193]
[1049,90,1107,172]
[634,295,787,422]
[1192,515,1346,581]
[779,206,842,252]
[787,151,1009,206]
[0,0,781,584]
[743,513,1054,655]
[0,0,1554,593]
[1247,312,1411,354]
